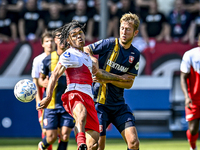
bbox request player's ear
[134,30,139,36]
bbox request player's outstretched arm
[37,63,65,110]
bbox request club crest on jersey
[63,51,71,58]
[43,118,48,126]
[129,56,134,63]
[99,125,103,133]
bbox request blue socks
[57,141,68,150]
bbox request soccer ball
[14,79,37,103]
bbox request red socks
[186,129,199,149]
[76,132,86,147]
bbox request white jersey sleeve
[59,50,79,69]
[180,50,191,73]
[31,53,47,78]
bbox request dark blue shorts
[43,108,75,130]
[95,103,135,136]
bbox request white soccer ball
[14,79,37,103]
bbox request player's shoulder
[130,44,140,55]
[92,37,115,46]
[184,47,199,57]
[33,52,46,61]
[60,48,76,60]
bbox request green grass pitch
[0,138,199,150]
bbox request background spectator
[0,4,17,42]
[40,0,64,11]
[18,0,44,42]
[140,0,170,44]
[111,0,137,37]
[167,0,192,43]
[42,3,66,31]
[65,0,93,41]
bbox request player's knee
[189,126,199,135]
[88,142,98,150]
[60,133,69,142]
[128,138,139,150]
[47,133,57,143]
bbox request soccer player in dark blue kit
[84,13,140,150]
[37,27,75,150]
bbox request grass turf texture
[0,138,199,150]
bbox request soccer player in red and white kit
[37,20,131,150]
[37,21,100,150]
[180,34,200,150]
[31,31,55,150]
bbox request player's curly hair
[59,20,86,48]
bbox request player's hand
[93,76,107,84]
[37,97,51,110]
[185,97,192,110]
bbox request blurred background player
[84,12,140,150]
[37,27,75,150]
[31,31,55,150]
[180,34,200,150]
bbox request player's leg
[95,103,110,150]
[38,129,58,150]
[86,130,99,150]
[58,126,72,150]
[38,109,53,150]
[57,110,75,150]
[38,109,59,150]
[185,104,200,150]
[96,136,106,150]
[187,119,199,150]
[113,104,139,150]
[73,102,87,149]
[121,126,139,150]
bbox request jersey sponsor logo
[129,56,134,64]
[63,52,71,58]
[107,59,129,72]
[135,62,139,70]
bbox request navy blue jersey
[41,51,67,109]
[88,38,140,105]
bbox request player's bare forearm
[180,72,190,99]
[109,79,134,89]
[38,64,65,109]
[95,69,133,81]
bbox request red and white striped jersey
[180,47,200,104]
[59,47,93,99]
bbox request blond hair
[120,12,140,31]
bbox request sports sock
[75,132,86,147]
[42,133,52,150]
[57,140,68,150]
[41,136,51,149]
[186,129,199,149]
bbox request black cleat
[78,143,87,150]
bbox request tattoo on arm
[99,69,122,81]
